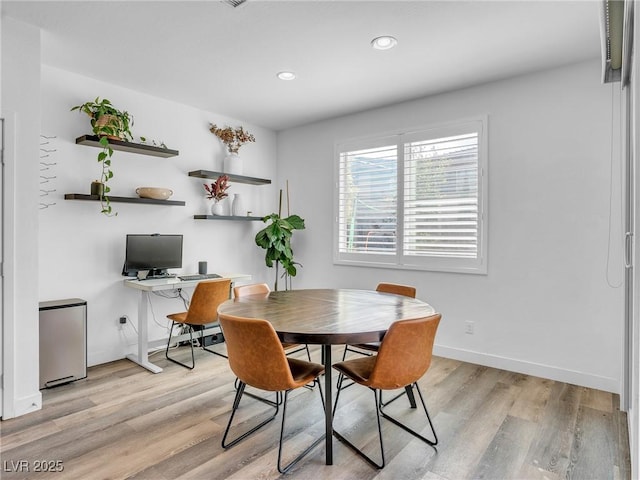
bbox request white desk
[123,273,251,373]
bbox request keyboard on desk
[178,273,222,281]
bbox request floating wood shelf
[193,215,264,221]
[188,170,271,185]
[75,135,179,158]
[64,194,186,206]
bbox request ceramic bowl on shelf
[135,187,173,200]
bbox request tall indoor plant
[71,97,134,215]
[255,187,305,291]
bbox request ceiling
[3,0,602,131]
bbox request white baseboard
[629,406,639,480]
[89,350,127,368]
[433,345,620,394]
[88,326,223,368]
[4,391,43,419]
[88,341,620,393]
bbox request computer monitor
[122,234,183,278]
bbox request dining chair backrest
[184,279,231,326]
[367,314,441,390]
[376,283,416,298]
[233,282,270,298]
[219,313,296,392]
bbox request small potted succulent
[204,175,230,216]
[71,97,134,215]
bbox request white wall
[38,66,278,367]
[1,16,42,418]
[277,60,625,393]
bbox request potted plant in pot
[71,97,134,215]
[204,175,230,215]
[255,187,305,291]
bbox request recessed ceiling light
[277,71,296,81]
[371,35,397,50]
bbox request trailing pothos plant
[255,189,305,291]
[71,97,134,215]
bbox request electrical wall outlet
[464,320,474,334]
[119,316,127,326]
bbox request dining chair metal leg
[165,322,195,370]
[405,386,417,408]
[333,382,437,469]
[277,386,326,474]
[202,327,228,359]
[221,381,280,448]
[379,385,417,409]
[378,382,438,446]
[233,377,283,406]
[333,388,386,468]
[333,372,345,418]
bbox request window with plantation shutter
[335,118,487,274]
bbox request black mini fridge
[39,298,87,389]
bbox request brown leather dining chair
[165,278,231,369]
[219,312,325,474]
[233,283,311,361]
[332,313,441,469]
[342,282,417,358]
[339,282,418,404]
[232,282,271,297]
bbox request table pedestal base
[323,344,333,465]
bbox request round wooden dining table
[217,288,436,465]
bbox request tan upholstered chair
[233,283,311,361]
[219,313,325,474]
[165,278,231,369]
[340,283,418,402]
[376,282,417,298]
[343,282,417,356]
[332,314,441,469]
[232,282,271,298]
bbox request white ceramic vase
[223,152,243,175]
[211,198,226,216]
[231,193,243,216]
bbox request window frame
[333,117,488,275]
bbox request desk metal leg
[126,291,163,373]
[323,344,333,465]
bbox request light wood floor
[0,345,631,479]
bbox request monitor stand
[138,269,177,280]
